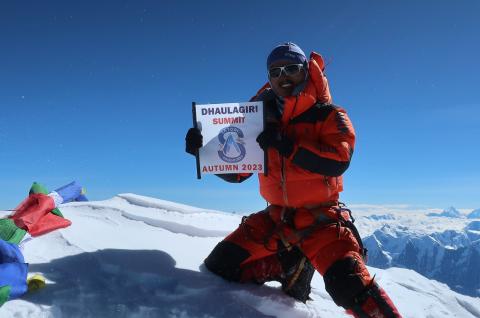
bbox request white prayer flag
[193,102,264,176]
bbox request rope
[284,256,307,291]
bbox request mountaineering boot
[347,283,402,318]
[204,241,250,282]
[277,245,315,303]
[240,246,315,303]
[324,256,402,318]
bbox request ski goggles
[268,63,304,78]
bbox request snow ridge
[2,196,480,318]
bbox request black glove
[256,125,294,157]
[185,127,203,156]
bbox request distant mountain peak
[467,208,480,219]
[444,206,460,214]
[427,206,462,218]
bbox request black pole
[192,102,201,179]
[262,101,268,176]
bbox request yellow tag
[27,274,46,292]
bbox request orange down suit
[205,52,401,317]
[226,51,360,273]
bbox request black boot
[277,245,315,303]
[204,241,250,282]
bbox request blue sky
[1,1,479,213]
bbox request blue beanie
[267,42,308,69]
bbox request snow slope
[1,194,480,318]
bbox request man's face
[268,60,306,97]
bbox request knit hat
[267,42,308,70]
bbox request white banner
[194,101,264,176]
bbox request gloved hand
[256,125,294,157]
[185,127,203,156]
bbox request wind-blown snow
[1,194,479,317]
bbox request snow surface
[1,194,480,318]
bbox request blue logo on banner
[218,126,246,163]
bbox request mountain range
[358,205,480,297]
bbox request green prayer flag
[0,285,11,307]
[0,219,26,245]
[29,182,64,217]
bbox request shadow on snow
[25,249,295,318]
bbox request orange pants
[225,205,367,276]
[207,205,402,318]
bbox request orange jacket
[255,52,355,208]
[217,52,355,208]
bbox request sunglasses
[268,63,304,78]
